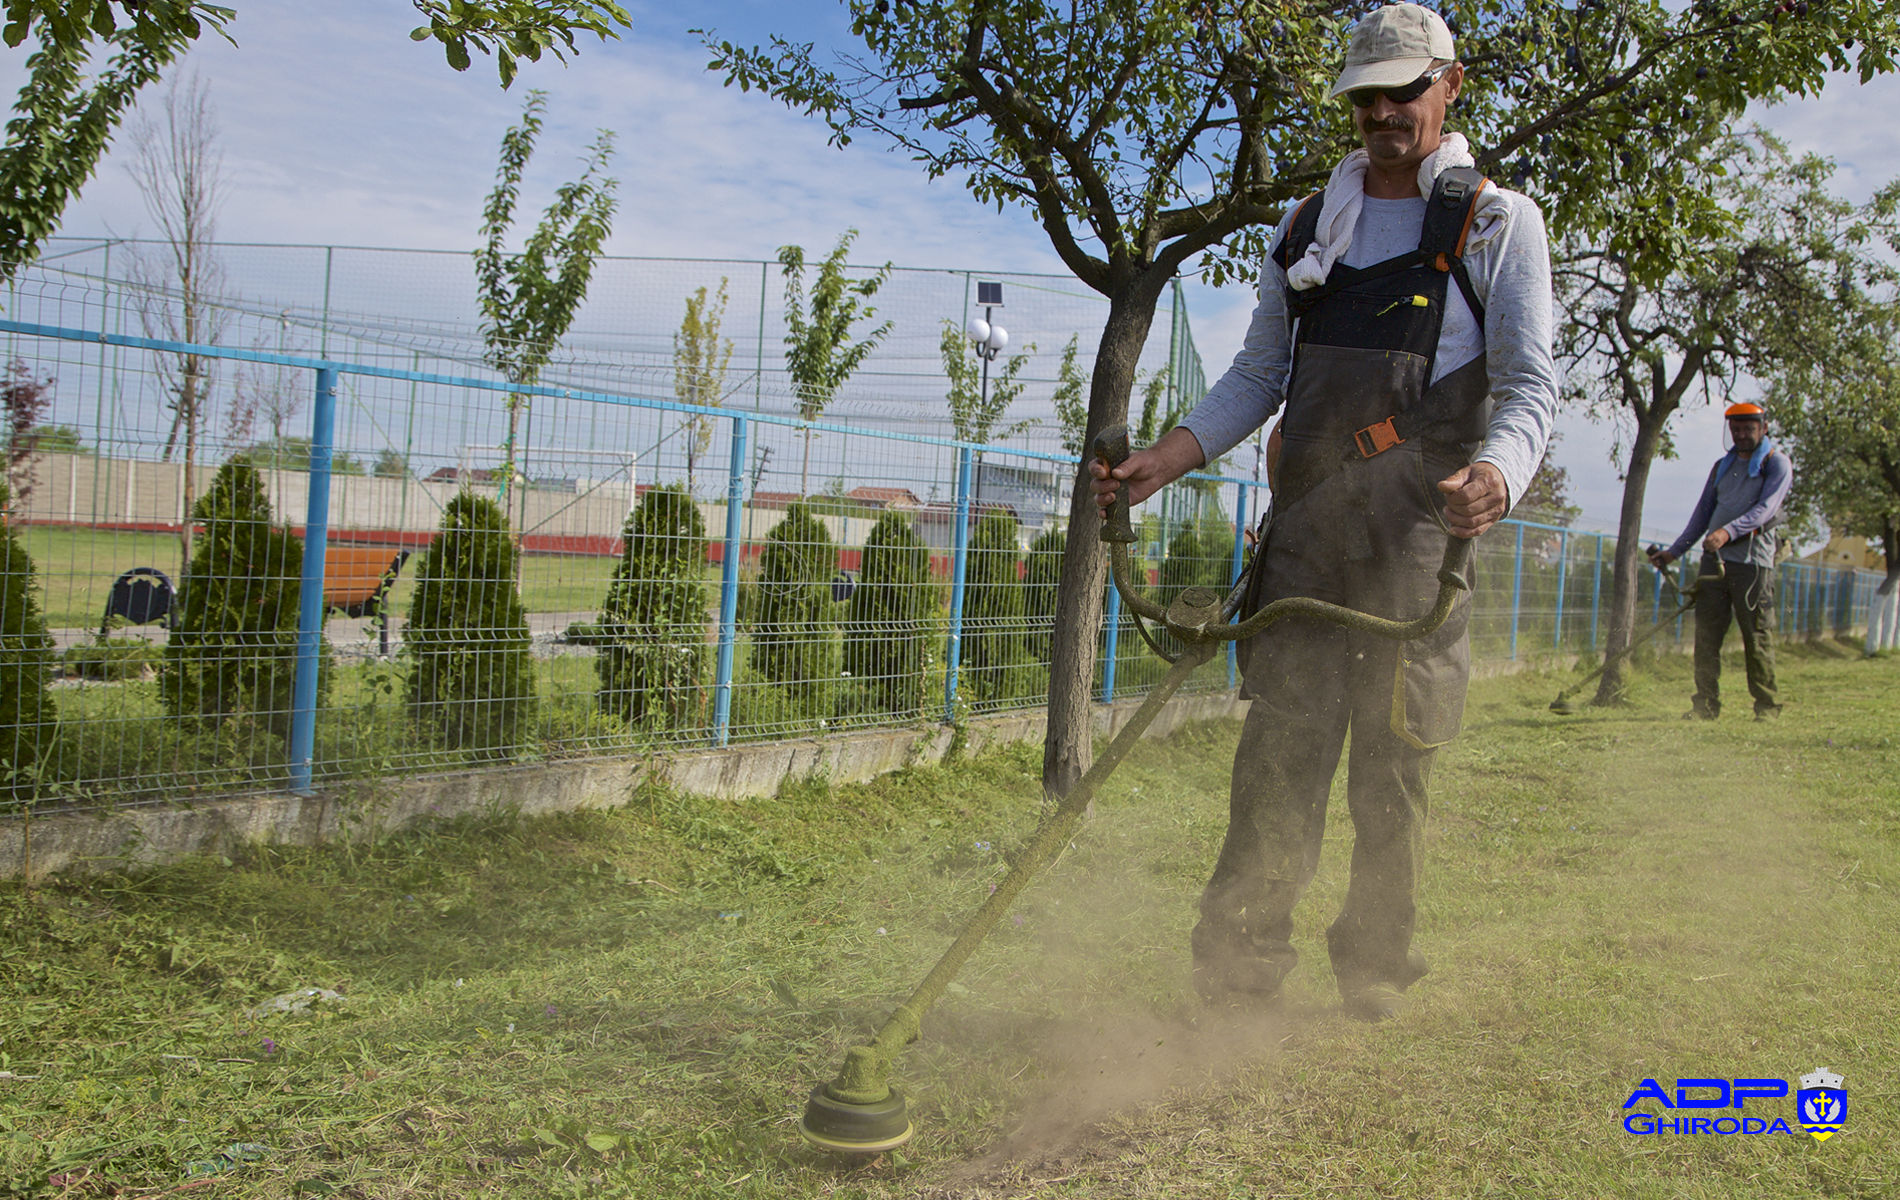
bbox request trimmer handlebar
[1089,424,1474,649]
[1092,424,1136,545]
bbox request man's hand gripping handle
[1092,425,1137,544]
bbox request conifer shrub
[0,514,58,803]
[596,484,710,730]
[1023,526,1065,667]
[1161,519,1233,597]
[842,509,932,718]
[61,636,160,681]
[1141,518,1235,666]
[405,491,536,757]
[160,460,316,745]
[747,502,837,712]
[961,509,1030,706]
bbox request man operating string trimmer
[1647,402,1791,722]
[1092,4,1558,1022]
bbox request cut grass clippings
[2,641,1895,1198]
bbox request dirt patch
[922,1003,1295,1197]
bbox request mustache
[1364,117,1415,133]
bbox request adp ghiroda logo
[1621,1068,1847,1141]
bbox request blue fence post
[1102,579,1121,705]
[1509,520,1525,659]
[1553,528,1569,651]
[943,446,975,722]
[712,416,747,747]
[288,366,338,795]
[1774,563,1783,635]
[1590,533,1603,652]
[1791,564,1799,637]
[1228,483,1250,690]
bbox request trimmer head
[797,1084,913,1154]
[1549,693,1578,714]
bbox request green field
[2,644,1894,1197]
[19,525,623,628]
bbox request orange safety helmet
[1724,402,1766,421]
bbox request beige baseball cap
[1327,4,1457,99]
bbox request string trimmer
[795,424,1476,1153]
[1548,548,1725,714]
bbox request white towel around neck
[1284,133,1509,291]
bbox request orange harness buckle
[1354,417,1406,459]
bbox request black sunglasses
[1348,64,1452,108]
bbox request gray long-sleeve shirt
[1181,187,1560,509]
[1664,444,1793,568]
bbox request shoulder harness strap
[1271,189,1326,274]
[1422,166,1489,325]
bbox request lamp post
[945,282,1008,721]
[963,282,1009,499]
[964,282,1009,433]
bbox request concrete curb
[0,692,1248,881]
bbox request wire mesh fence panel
[0,256,1886,813]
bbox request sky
[6,0,1897,545]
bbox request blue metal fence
[0,303,1884,811]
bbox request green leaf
[768,977,801,1008]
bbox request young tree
[706,0,1900,794]
[748,501,838,710]
[475,88,618,521]
[940,320,1035,446]
[159,458,316,746]
[778,229,892,495]
[1558,132,1899,703]
[406,491,538,756]
[125,71,227,577]
[1050,335,1089,460]
[1133,368,1170,446]
[843,508,933,718]
[596,483,710,729]
[227,341,304,452]
[1023,525,1065,666]
[675,278,734,492]
[961,509,1029,707]
[0,509,58,804]
[0,360,53,513]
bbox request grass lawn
[16,525,625,629]
[1,643,1894,1197]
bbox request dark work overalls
[1193,169,1492,1004]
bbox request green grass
[2,644,1895,1197]
[18,526,181,629]
[16,524,627,628]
